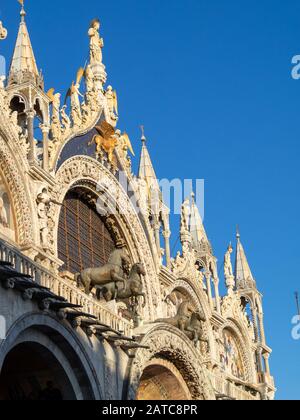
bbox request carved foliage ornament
[0,132,34,245]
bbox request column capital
[40,123,50,134]
[204,270,211,280]
[162,230,171,239]
[26,109,36,119]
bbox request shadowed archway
[0,342,75,400]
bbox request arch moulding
[51,156,161,319]
[0,132,34,246]
[127,324,216,401]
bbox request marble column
[163,229,171,269]
[26,109,36,162]
[205,272,214,310]
[40,124,50,171]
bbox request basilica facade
[0,5,275,401]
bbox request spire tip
[140,125,146,143]
[18,0,26,21]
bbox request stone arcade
[0,4,275,400]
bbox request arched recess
[162,279,216,359]
[0,133,34,245]
[0,313,102,401]
[137,359,192,400]
[127,325,216,401]
[0,342,76,400]
[220,319,256,384]
[165,277,212,320]
[51,156,161,319]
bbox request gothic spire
[138,127,160,194]
[8,1,41,87]
[235,228,257,290]
[189,192,209,250]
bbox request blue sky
[1,0,300,400]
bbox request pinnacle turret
[234,229,257,290]
[8,1,43,88]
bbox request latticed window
[58,190,115,274]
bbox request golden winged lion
[89,121,118,165]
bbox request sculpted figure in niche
[36,188,61,248]
[0,196,8,227]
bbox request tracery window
[58,189,115,274]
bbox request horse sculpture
[75,248,130,295]
[184,311,208,346]
[155,301,195,331]
[155,300,207,347]
[97,263,146,307]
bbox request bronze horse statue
[184,311,208,346]
[155,301,195,331]
[97,263,146,306]
[75,248,130,295]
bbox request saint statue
[224,243,234,278]
[88,19,104,65]
[36,188,61,248]
[181,198,190,233]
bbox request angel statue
[88,19,104,65]
[65,68,85,124]
[47,88,61,122]
[181,198,191,234]
[118,131,135,168]
[105,86,118,121]
[0,21,7,41]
